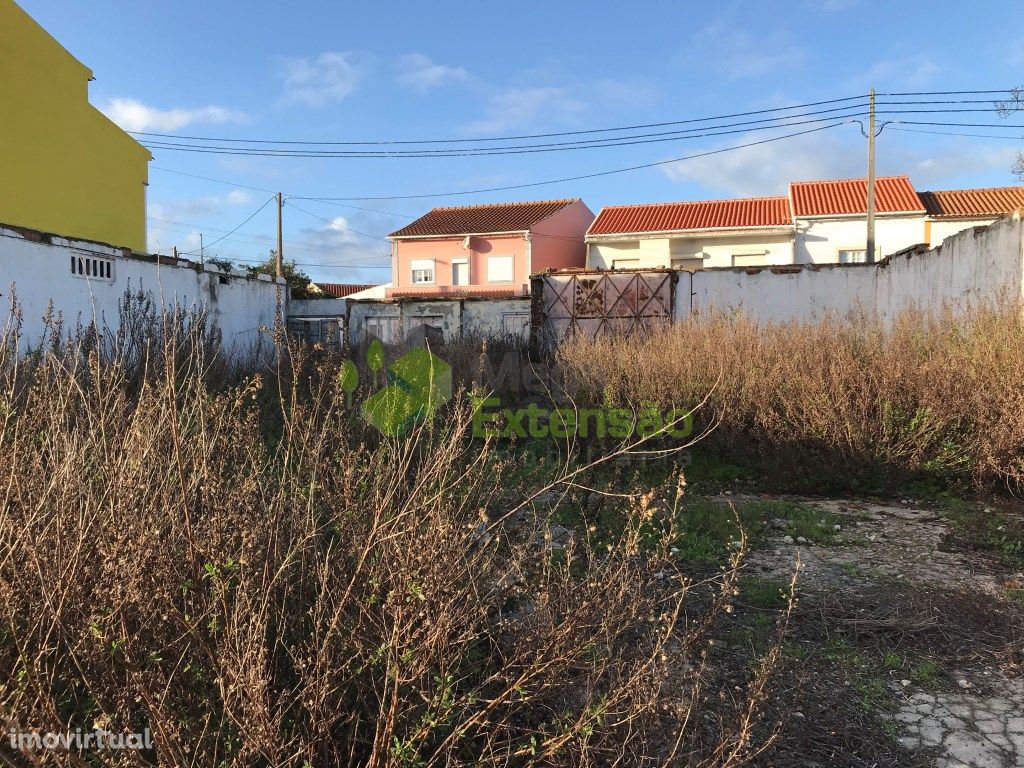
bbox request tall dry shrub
[0,308,786,767]
[555,304,1024,489]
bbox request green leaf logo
[361,348,452,436]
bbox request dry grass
[0,307,788,767]
[555,305,1024,490]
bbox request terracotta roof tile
[790,176,924,216]
[310,282,376,298]
[389,199,578,238]
[918,186,1024,218]
[388,287,524,300]
[587,197,792,236]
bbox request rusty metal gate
[530,269,680,353]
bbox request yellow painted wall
[0,0,151,251]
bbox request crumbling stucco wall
[684,214,1024,323]
[0,225,285,356]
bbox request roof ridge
[790,175,911,186]
[599,195,789,210]
[921,185,1024,194]
[427,198,578,212]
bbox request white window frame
[487,255,514,284]
[410,258,435,285]
[836,246,879,264]
[452,257,469,286]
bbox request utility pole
[171,246,178,261]
[199,233,205,266]
[275,192,284,278]
[865,88,876,264]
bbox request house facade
[586,197,794,270]
[586,177,1024,270]
[0,0,151,252]
[388,198,594,297]
[338,199,593,344]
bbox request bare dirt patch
[733,496,1024,767]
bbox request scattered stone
[783,535,795,545]
[901,679,912,687]
[796,536,807,544]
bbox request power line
[131,94,870,146]
[878,89,1016,96]
[888,126,1024,140]
[141,111,869,158]
[284,202,391,242]
[178,195,274,255]
[290,121,851,201]
[147,221,391,265]
[147,217,388,254]
[147,167,415,219]
[895,120,1024,129]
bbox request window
[70,251,114,281]
[410,259,435,285]
[731,251,767,267]
[611,258,640,270]
[365,317,399,344]
[289,318,341,347]
[452,258,469,286]
[838,249,868,264]
[487,255,514,283]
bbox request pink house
[387,198,594,297]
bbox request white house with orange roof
[919,186,1024,247]
[792,176,927,263]
[586,196,794,270]
[586,177,1024,270]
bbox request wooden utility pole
[199,233,204,265]
[865,88,876,264]
[275,192,284,278]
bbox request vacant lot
[1,304,1023,767]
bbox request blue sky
[20,0,1024,282]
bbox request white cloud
[464,87,586,135]
[396,53,470,93]
[279,52,362,107]
[851,54,939,90]
[100,98,247,132]
[661,129,1022,198]
[296,216,393,283]
[147,190,255,222]
[661,132,861,197]
[688,19,807,80]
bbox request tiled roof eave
[389,230,530,241]
[586,224,794,240]
[794,210,925,220]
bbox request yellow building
[0,0,150,252]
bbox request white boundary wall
[683,214,1024,323]
[0,225,285,354]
